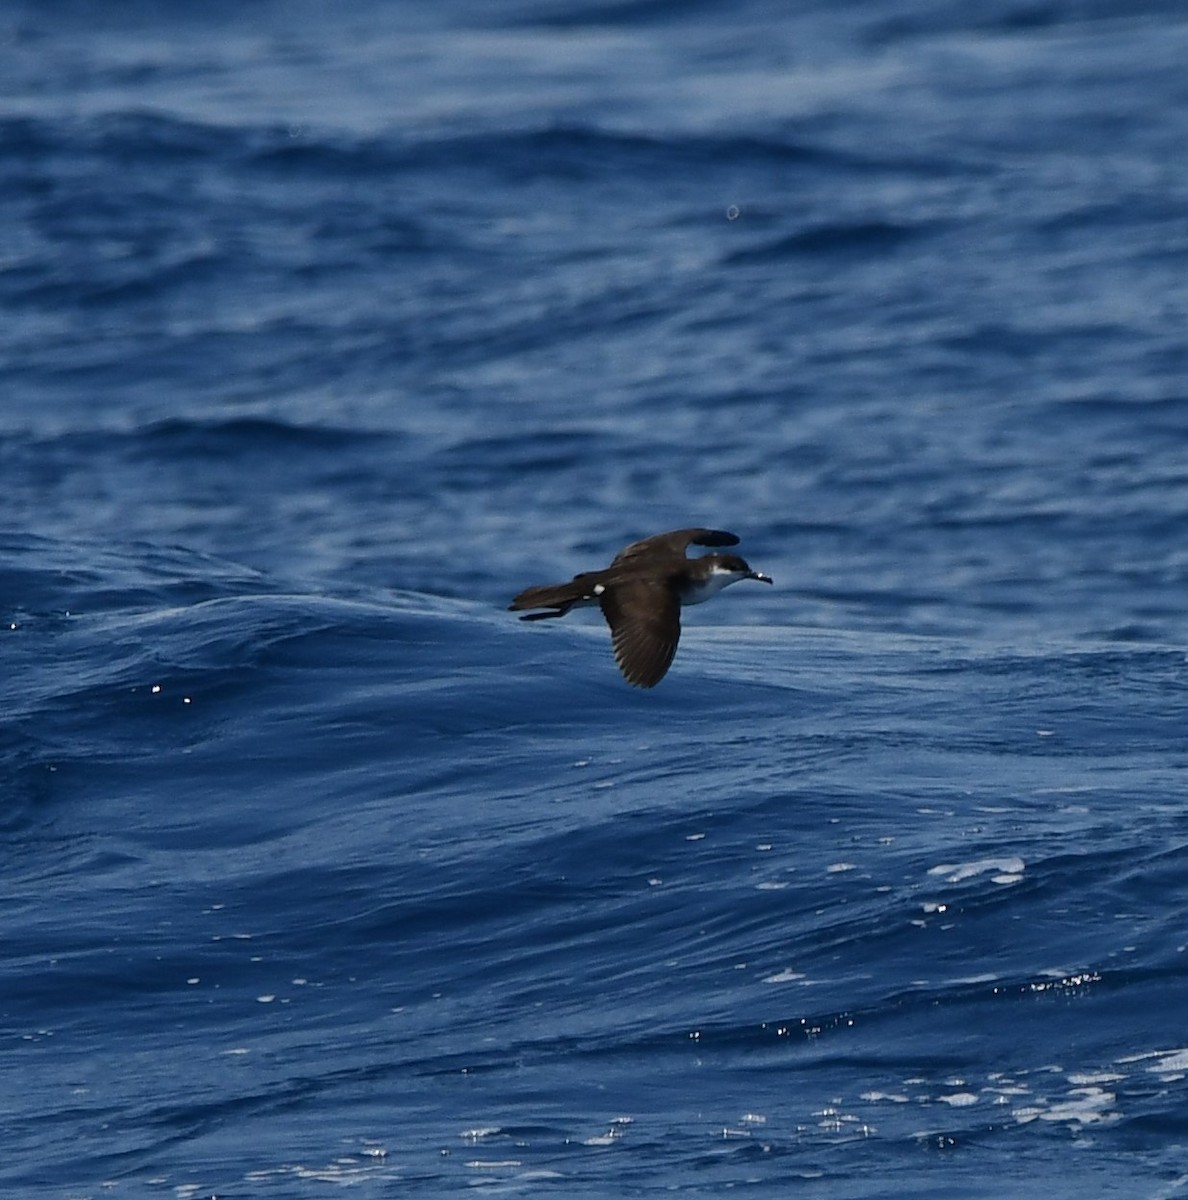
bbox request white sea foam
[1144,1048,1188,1079]
[763,968,805,983]
[1039,1086,1117,1125]
[927,857,1025,884]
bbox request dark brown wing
[611,528,739,566]
[599,581,681,688]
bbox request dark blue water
[3,1,1188,1195]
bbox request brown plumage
[509,528,772,687]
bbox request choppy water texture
[3,1,1188,1196]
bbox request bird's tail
[508,579,590,620]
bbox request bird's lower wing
[599,582,681,688]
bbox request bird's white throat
[681,565,747,605]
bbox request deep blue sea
[3,1,1188,1195]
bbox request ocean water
[3,1,1188,1195]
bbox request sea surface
[3,1,1188,1196]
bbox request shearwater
[509,528,772,687]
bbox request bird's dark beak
[750,571,773,584]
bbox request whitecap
[927,857,1025,883]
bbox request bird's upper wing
[611,528,739,565]
[599,581,681,688]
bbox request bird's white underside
[579,566,750,607]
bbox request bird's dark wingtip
[699,529,740,547]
